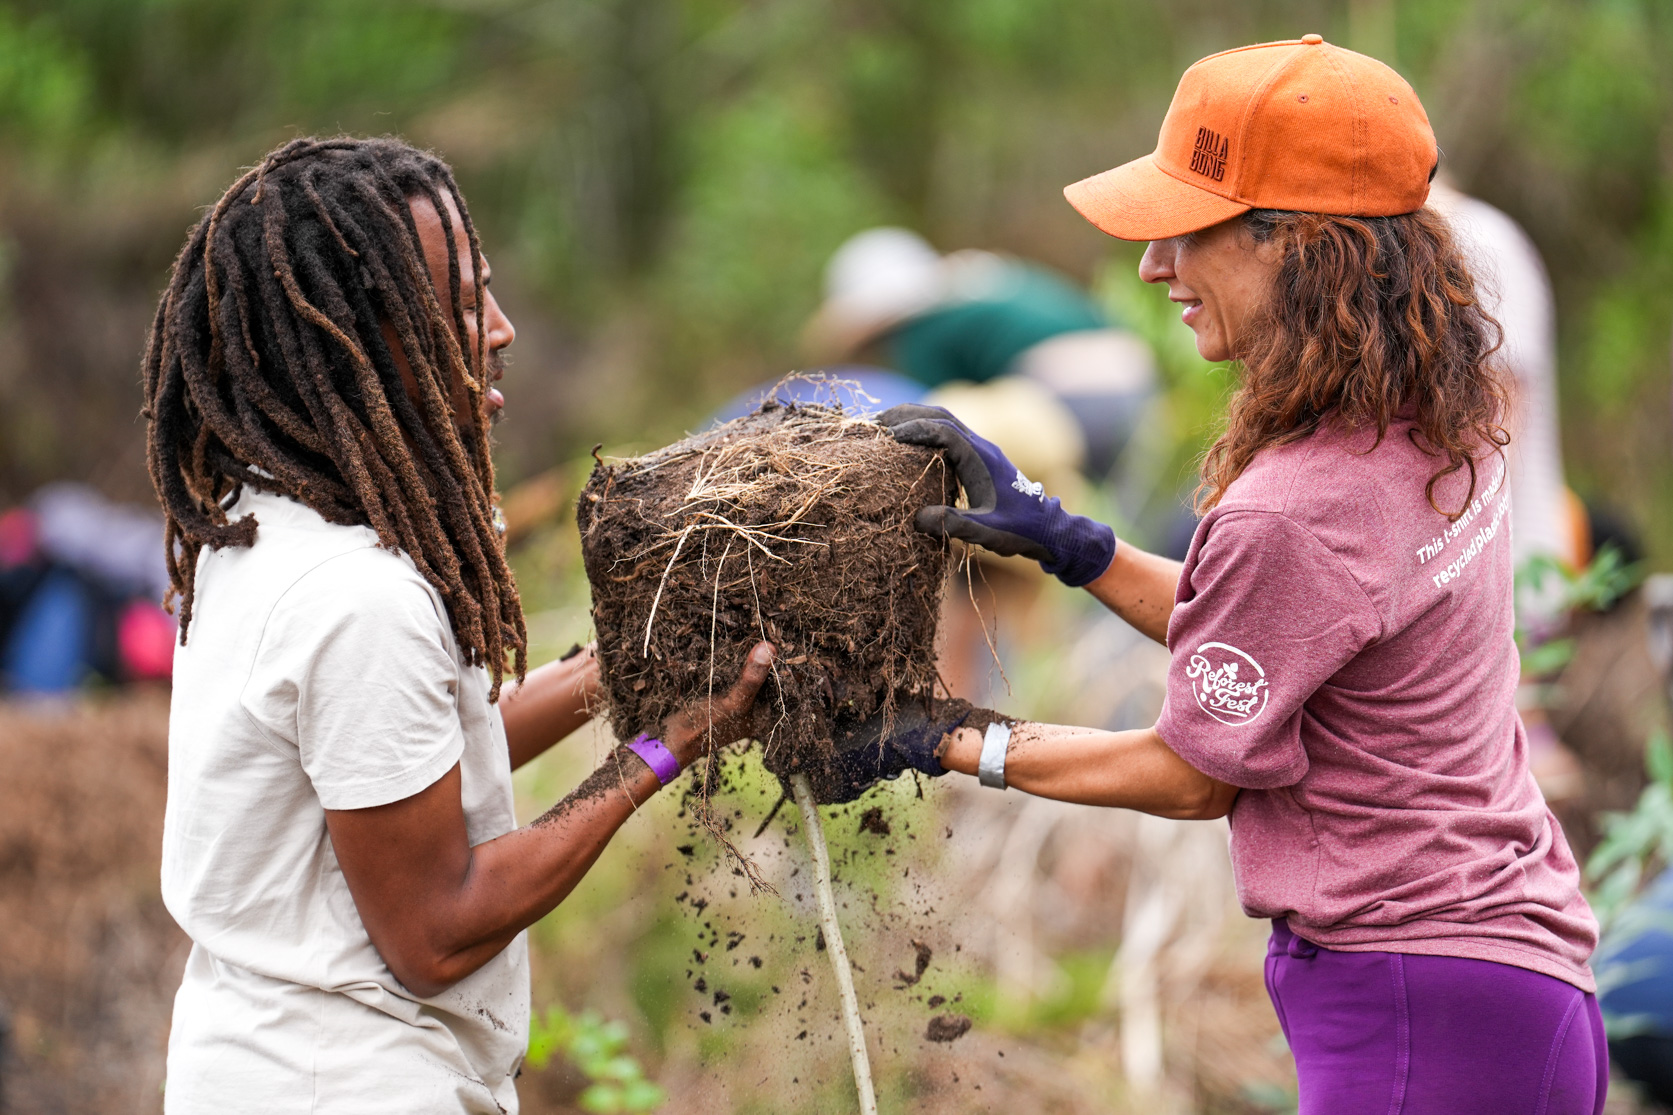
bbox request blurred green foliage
[1587,730,1673,930]
[527,1003,668,1112]
[1515,542,1646,674]
[1521,542,1645,617]
[0,0,1669,564]
[0,6,92,143]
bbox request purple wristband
[627,732,681,786]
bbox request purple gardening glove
[877,403,1116,587]
[821,697,972,804]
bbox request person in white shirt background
[1429,177,1594,800]
[1429,177,1580,580]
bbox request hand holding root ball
[656,641,776,770]
[877,403,1116,587]
[820,697,976,804]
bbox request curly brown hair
[142,136,526,697]
[1196,207,1510,520]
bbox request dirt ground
[0,690,186,1114]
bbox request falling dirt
[893,939,932,988]
[578,402,955,804]
[857,808,891,837]
[925,1013,973,1043]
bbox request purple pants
[1266,921,1607,1115]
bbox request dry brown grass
[0,690,185,1114]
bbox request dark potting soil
[578,402,955,803]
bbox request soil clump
[857,807,891,837]
[925,1013,973,1043]
[578,402,954,803]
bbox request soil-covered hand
[660,642,776,768]
[821,697,974,804]
[876,403,1116,588]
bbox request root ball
[577,402,953,801]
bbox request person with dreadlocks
[146,136,774,1114]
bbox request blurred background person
[0,483,175,695]
[797,228,1162,702]
[1430,178,1606,803]
[1430,177,1582,581]
[803,226,1158,482]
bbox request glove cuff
[1039,508,1117,588]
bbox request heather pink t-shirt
[1155,415,1597,991]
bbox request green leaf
[580,1082,627,1113]
[1515,544,1645,627]
[1585,731,1673,927]
[528,1002,663,1111]
[525,1006,574,1071]
[1520,638,1576,677]
[621,1079,667,1111]
[594,1055,643,1082]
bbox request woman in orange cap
[882,36,1604,1114]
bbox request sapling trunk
[790,773,879,1115]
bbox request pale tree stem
[790,773,879,1115]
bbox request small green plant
[1518,635,1579,679]
[1586,731,1673,929]
[1517,541,1643,620]
[526,1004,666,1113]
[1515,542,1644,674]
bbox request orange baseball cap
[1065,35,1437,241]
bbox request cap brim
[1064,154,1250,241]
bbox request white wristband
[978,721,1012,790]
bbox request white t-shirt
[161,488,528,1114]
[1429,182,1571,572]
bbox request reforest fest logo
[1186,642,1269,725]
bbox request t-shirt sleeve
[1155,511,1381,789]
[242,550,466,811]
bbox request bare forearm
[401,747,662,994]
[940,722,1236,820]
[501,647,601,769]
[332,642,776,999]
[1085,543,1183,645]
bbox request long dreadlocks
[143,136,526,697]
